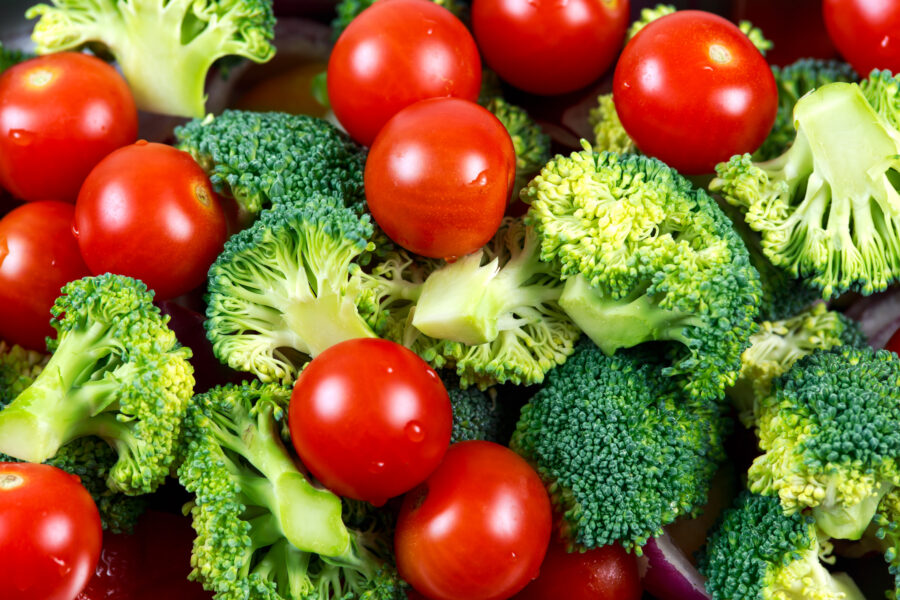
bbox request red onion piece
[640,532,711,600]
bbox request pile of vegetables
[3,0,900,599]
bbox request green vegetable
[626,4,771,55]
[872,490,900,600]
[0,42,33,73]
[442,371,515,445]
[480,97,550,197]
[25,0,276,118]
[588,93,636,156]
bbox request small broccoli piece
[711,72,900,299]
[205,196,379,384]
[0,341,47,405]
[0,42,33,74]
[737,20,772,55]
[699,491,865,600]
[523,144,761,401]
[178,382,406,600]
[754,59,858,161]
[588,93,637,155]
[480,97,550,197]
[175,110,368,217]
[729,303,866,427]
[626,5,771,54]
[25,0,275,118]
[510,339,726,553]
[871,490,900,599]
[332,0,469,39]
[749,347,900,540]
[439,371,512,444]
[0,274,194,495]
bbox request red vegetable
[824,0,900,77]
[0,53,137,203]
[327,0,482,146]
[0,462,102,600]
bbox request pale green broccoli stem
[813,481,895,541]
[558,275,703,355]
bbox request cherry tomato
[824,0,900,77]
[732,0,838,66]
[512,537,642,600]
[74,142,228,301]
[613,11,778,175]
[289,338,453,506]
[365,97,515,259]
[0,201,90,350]
[0,53,137,203]
[394,441,553,600]
[327,0,482,146]
[0,462,102,600]
[471,0,630,95]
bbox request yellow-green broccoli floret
[588,93,636,156]
[481,97,550,197]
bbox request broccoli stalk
[26,0,276,118]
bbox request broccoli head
[872,489,900,599]
[749,346,900,540]
[0,341,47,405]
[178,381,406,600]
[175,110,368,217]
[0,42,33,74]
[588,93,637,156]
[26,0,276,117]
[711,71,900,299]
[0,274,194,495]
[510,339,726,553]
[480,97,550,197]
[440,371,515,445]
[523,144,761,401]
[699,491,865,600]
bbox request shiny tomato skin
[471,0,630,95]
[0,462,102,600]
[512,538,642,600]
[289,338,453,506]
[613,10,778,175]
[74,142,228,301]
[0,53,137,203]
[327,0,482,146]
[0,201,90,350]
[365,97,515,259]
[824,0,900,77]
[395,441,553,600]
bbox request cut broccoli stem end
[558,275,702,355]
[118,47,211,118]
[283,290,376,357]
[813,483,894,541]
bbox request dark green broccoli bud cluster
[480,97,550,197]
[205,196,378,384]
[523,145,761,401]
[711,71,900,299]
[699,491,865,600]
[510,339,726,553]
[332,0,469,39]
[0,274,195,496]
[749,347,900,541]
[178,382,406,600]
[439,371,512,444]
[0,42,33,74]
[754,59,858,161]
[176,110,368,217]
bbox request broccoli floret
[175,110,368,217]
[25,0,276,117]
[626,4,771,55]
[754,59,858,161]
[0,42,33,74]
[480,97,550,197]
[0,341,47,405]
[522,145,761,401]
[871,490,900,599]
[749,347,900,540]
[699,491,865,600]
[178,382,406,600]
[729,303,866,427]
[205,196,379,384]
[588,93,636,156]
[0,274,194,495]
[440,371,512,444]
[711,72,900,299]
[510,339,726,553]
[332,0,469,40]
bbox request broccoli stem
[283,290,376,356]
[813,482,894,540]
[558,275,702,355]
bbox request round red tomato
[0,201,90,350]
[824,0,900,77]
[613,10,777,175]
[0,462,102,600]
[289,338,452,506]
[327,0,482,146]
[513,537,641,600]
[74,142,228,301]
[365,97,515,259]
[0,53,137,203]
[471,0,630,95]
[394,441,553,600]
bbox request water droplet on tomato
[405,421,425,442]
[8,129,34,146]
[386,366,394,374]
[883,35,892,49]
[71,223,79,238]
[369,461,386,473]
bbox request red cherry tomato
[613,10,778,174]
[365,97,515,259]
[732,0,838,66]
[0,462,102,600]
[394,441,553,600]
[512,537,642,600]
[289,338,453,506]
[0,201,90,350]
[74,142,228,301]
[471,0,630,95]
[824,0,900,77]
[0,53,137,203]
[327,0,482,146]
